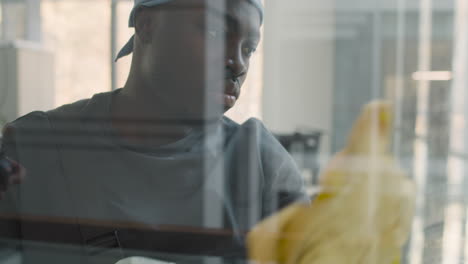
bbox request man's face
[136,0,261,120]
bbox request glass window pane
[1,0,468,263]
[1,0,27,40]
[42,0,110,106]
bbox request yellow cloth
[247,101,415,264]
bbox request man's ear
[134,7,155,44]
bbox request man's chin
[224,105,233,113]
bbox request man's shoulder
[6,91,113,130]
[229,117,278,142]
[223,116,268,134]
[223,116,285,153]
[48,91,113,118]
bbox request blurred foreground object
[247,101,416,264]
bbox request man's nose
[225,50,246,79]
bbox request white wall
[0,41,54,126]
[262,0,335,155]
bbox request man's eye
[243,46,257,58]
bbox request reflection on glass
[443,0,468,263]
[0,0,467,263]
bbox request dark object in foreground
[0,214,247,262]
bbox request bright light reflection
[412,71,453,81]
[409,0,432,263]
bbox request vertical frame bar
[111,0,118,91]
[409,0,432,263]
[202,0,226,229]
[0,0,4,41]
[1,0,11,41]
[203,1,226,263]
[25,0,41,42]
[393,0,406,159]
[445,0,468,263]
[371,5,382,99]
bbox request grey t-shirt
[1,90,308,263]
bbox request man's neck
[110,87,197,147]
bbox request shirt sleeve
[271,154,311,209]
[0,123,23,262]
[261,135,310,217]
[242,118,310,217]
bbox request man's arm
[251,118,310,216]
[261,148,311,218]
[0,125,23,263]
[270,154,310,209]
[0,126,26,200]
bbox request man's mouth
[223,94,237,107]
[223,79,240,107]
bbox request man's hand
[247,101,415,264]
[0,155,25,200]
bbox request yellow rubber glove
[247,101,415,264]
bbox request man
[0,0,308,263]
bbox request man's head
[119,0,263,120]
